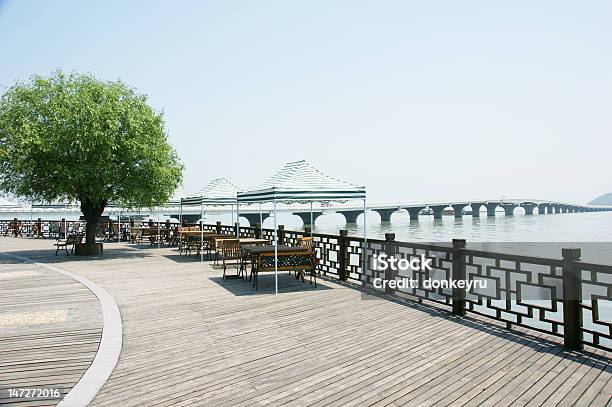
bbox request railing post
[61,218,67,239]
[339,229,348,281]
[278,225,285,246]
[562,248,583,351]
[254,223,262,239]
[452,239,467,316]
[216,221,222,234]
[384,233,397,295]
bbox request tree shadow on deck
[208,272,333,296]
[162,253,215,263]
[0,244,154,265]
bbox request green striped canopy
[237,160,366,204]
[181,178,238,206]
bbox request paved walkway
[0,237,610,406]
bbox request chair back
[221,239,241,259]
[298,237,314,251]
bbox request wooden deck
[0,237,610,406]
[0,250,102,406]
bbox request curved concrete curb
[1,253,122,407]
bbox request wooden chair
[298,236,314,251]
[251,250,317,290]
[221,239,245,279]
[213,237,228,265]
[292,237,315,276]
[54,233,83,256]
[183,235,200,256]
[107,222,120,241]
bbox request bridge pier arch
[538,204,551,214]
[242,213,270,227]
[485,203,499,217]
[451,204,467,218]
[520,203,537,215]
[337,210,362,224]
[500,204,518,216]
[429,205,447,220]
[470,203,483,217]
[402,206,425,221]
[292,211,323,227]
[175,214,201,225]
[373,208,397,222]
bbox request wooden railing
[195,222,612,352]
[3,218,611,352]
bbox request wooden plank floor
[0,246,102,406]
[1,237,610,406]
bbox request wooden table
[179,230,215,236]
[241,245,315,289]
[129,227,174,244]
[181,233,237,257]
[241,245,309,255]
[214,237,269,246]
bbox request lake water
[3,209,612,262]
[311,211,612,242]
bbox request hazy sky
[1,1,610,204]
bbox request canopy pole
[231,204,234,225]
[259,203,263,227]
[118,211,121,242]
[200,202,204,262]
[179,202,183,250]
[274,199,278,295]
[363,198,367,287]
[29,202,33,237]
[310,201,313,236]
[157,206,161,249]
[236,203,240,238]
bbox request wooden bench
[251,250,318,290]
[54,233,83,256]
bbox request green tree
[0,71,183,246]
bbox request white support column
[236,203,240,238]
[118,211,121,242]
[200,202,204,262]
[29,203,33,237]
[363,198,367,287]
[179,203,183,250]
[274,199,278,295]
[310,201,313,235]
[157,206,160,249]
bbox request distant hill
[589,193,612,206]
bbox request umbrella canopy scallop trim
[237,160,366,204]
[181,178,238,206]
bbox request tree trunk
[80,198,107,245]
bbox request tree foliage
[0,71,183,243]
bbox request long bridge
[172,198,612,226]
